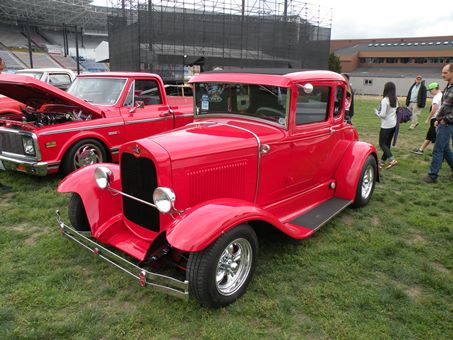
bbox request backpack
[396,106,412,123]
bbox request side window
[296,86,330,125]
[134,79,162,106]
[48,73,72,89]
[334,86,344,117]
[123,83,134,107]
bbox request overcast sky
[92,0,453,40]
[320,0,453,39]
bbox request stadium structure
[0,0,332,82]
[331,36,453,95]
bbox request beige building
[331,36,453,96]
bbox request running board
[290,197,352,231]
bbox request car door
[258,82,346,208]
[286,82,346,194]
[120,78,174,141]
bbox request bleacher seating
[0,49,26,71]
[0,24,28,48]
[12,51,61,68]
[50,54,81,71]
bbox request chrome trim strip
[196,113,287,130]
[124,117,172,125]
[39,122,124,136]
[55,210,189,299]
[110,147,119,155]
[217,122,262,203]
[174,114,194,119]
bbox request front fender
[166,199,282,252]
[58,163,122,234]
[334,141,378,201]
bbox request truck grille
[121,152,159,232]
[0,130,24,155]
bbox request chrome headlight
[22,136,35,156]
[95,166,113,189]
[153,187,176,213]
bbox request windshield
[67,78,126,105]
[16,72,43,80]
[194,83,289,127]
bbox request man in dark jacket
[423,64,453,183]
[406,74,427,129]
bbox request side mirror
[129,101,145,113]
[298,83,314,94]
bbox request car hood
[149,118,284,161]
[0,74,104,117]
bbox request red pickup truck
[0,72,193,175]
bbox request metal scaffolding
[108,0,332,81]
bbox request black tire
[352,155,377,208]
[68,193,90,231]
[61,139,107,175]
[187,224,258,308]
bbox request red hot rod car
[56,70,378,308]
[0,72,193,175]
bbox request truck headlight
[153,187,176,213]
[95,166,113,189]
[22,136,35,156]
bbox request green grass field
[1,96,452,339]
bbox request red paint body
[58,71,378,261]
[0,72,193,175]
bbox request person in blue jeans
[424,64,453,183]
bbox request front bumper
[55,210,189,300]
[0,154,53,176]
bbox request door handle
[159,112,173,117]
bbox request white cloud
[317,0,453,39]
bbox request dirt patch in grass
[406,285,423,300]
[0,192,14,207]
[431,262,451,275]
[10,224,49,246]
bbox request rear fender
[58,163,122,234]
[334,141,378,201]
[166,199,283,252]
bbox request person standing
[406,74,427,129]
[375,82,398,169]
[411,82,442,154]
[0,57,12,193]
[423,64,453,183]
[342,73,354,124]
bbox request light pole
[182,54,187,83]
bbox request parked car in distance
[0,72,193,175]
[0,68,76,116]
[56,70,378,308]
[16,68,76,90]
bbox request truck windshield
[67,78,126,105]
[194,83,289,127]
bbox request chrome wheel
[215,238,253,296]
[73,143,103,169]
[361,164,374,199]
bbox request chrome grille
[121,152,159,232]
[0,130,24,155]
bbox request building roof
[336,40,453,55]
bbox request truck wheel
[68,193,90,231]
[352,155,376,208]
[187,224,258,308]
[61,139,107,175]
